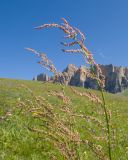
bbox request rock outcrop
[99,64,128,93]
[70,66,87,87]
[36,73,49,82]
[36,64,128,93]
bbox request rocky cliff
[99,64,128,93]
[35,64,128,93]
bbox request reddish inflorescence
[35,18,105,88]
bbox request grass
[0,78,128,160]
[121,89,128,96]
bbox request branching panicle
[34,18,105,88]
[25,18,113,160]
[26,47,57,74]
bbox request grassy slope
[0,78,128,160]
[122,89,128,96]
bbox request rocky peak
[63,64,78,76]
[35,64,128,93]
[99,64,114,76]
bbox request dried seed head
[26,48,57,75]
[34,18,105,88]
[70,87,102,104]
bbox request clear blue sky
[0,0,128,80]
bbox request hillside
[0,78,128,160]
[122,89,128,96]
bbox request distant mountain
[35,64,128,93]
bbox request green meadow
[0,78,128,160]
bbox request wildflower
[32,112,39,116]
[17,97,21,101]
[83,151,88,159]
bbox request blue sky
[0,0,128,80]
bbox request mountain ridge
[35,64,128,93]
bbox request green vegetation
[122,89,128,96]
[0,78,128,160]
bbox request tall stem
[100,88,112,160]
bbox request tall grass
[25,18,116,159]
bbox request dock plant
[24,18,115,160]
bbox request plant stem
[100,88,112,160]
